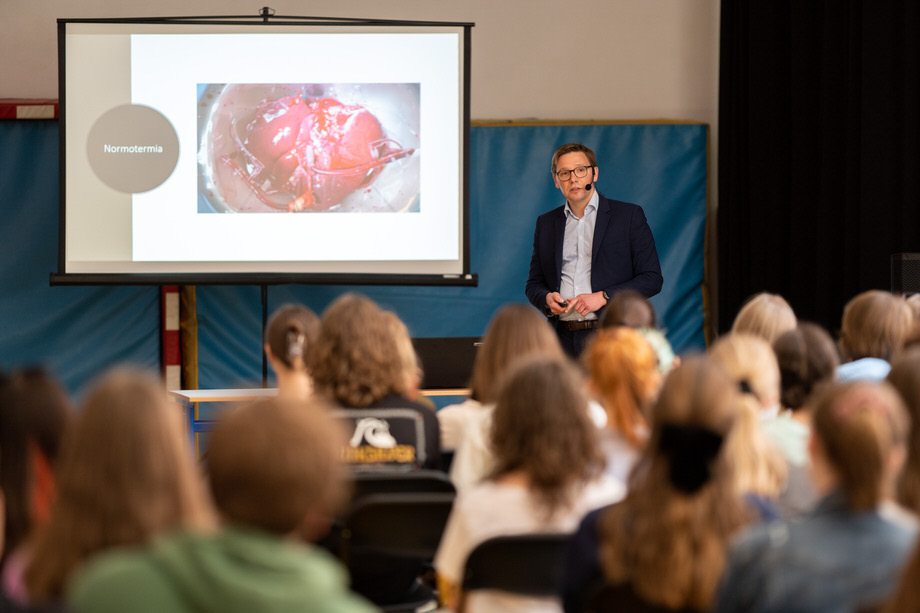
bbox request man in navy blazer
[525,143,663,357]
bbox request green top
[68,526,378,613]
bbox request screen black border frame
[53,14,475,287]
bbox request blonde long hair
[710,333,787,498]
[599,356,753,611]
[24,368,214,601]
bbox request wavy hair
[308,293,409,407]
[489,356,603,518]
[599,356,753,611]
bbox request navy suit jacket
[525,193,663,315]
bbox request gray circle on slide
[86,104,180,194]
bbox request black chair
[339,491,455,613]
[459,533,571,606]
[351,469,455,500]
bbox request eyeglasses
[555,165,592,181]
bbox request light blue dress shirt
[559,190,599,322]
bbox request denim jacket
[713,490,916,613]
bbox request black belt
[560,319,598,331]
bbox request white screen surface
[60,21,469,281]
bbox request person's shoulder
[536,204,566,222]
[597,193,643,212]
[68,545,173,613]
[728,518,787,563]
[369,394,433,412]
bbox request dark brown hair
[773,322,840,411]
[0,368,73,564]
[599,289,657,329]
[884,541,920,612]
[264,303,320,370]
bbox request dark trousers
[553,321,598,359]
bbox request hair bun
[658,424,724,494]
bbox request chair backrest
[337,408,430,470]
[460,533,571,597]
[351,469,455,500]
[338,491,455,609]
[339,491,455,563]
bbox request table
[169,388,470,454]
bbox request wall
[0,1,720,393]
[0,0,719,125]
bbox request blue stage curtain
[0,121,707,392]
[0,120,158,396]
[195,122,709,388]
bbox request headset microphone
[584,183,593,190]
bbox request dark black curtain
[718,1,920,336]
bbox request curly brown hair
[489,355,604,518]
[599,355,753,611]
[308,293,410,407]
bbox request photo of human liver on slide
[198,83,419,214]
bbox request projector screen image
[57,20,469,282]
[199,83,420,214]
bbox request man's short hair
[207,397,349,536]
[551,143,598,173]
